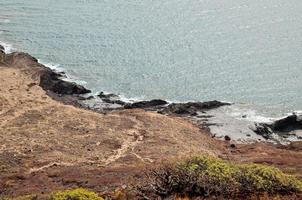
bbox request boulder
[124,99,168,109]
[251,113,302,140]
[271,114,302,132]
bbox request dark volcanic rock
[224,135,231,141]
[272,114,302,132]
[0,51,5,63]
[252,114,302,140]
[102,98,126,105]
[0,45,4,52]
[40,70,91,95]
[160,100,231,115]
[97,92,119,99]
[97,92,126,105]
[252,123,273,139]
[0,45,5,62]
[124,99,168,109]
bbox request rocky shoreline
[40,65,302,143]
[1,45,302,198]
[2,45,301,144]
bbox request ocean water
[1,0,302,117]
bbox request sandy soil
[0,53,301,197]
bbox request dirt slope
[0,53,225,197]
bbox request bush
[52,188,103,200]
[137,155,302,198]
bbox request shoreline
[1,46,302,198]
[1,45,301,144]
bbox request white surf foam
[38,59,63,72]
[0,40,13,53]
[38,59,88,85]
[0,19,10,23]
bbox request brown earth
[0,52,301,198]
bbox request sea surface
[1,0,302,118]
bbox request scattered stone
[230,144,236,148]
[242,114,247,118]
[246,134,251,137]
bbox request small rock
[224,135,231,141]
[230,144,236,148]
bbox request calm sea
[1,0,302,117]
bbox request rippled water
[1,0,302,117]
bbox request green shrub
[52,188,103,200]
[137,155,302,198]
[238,164,302,194]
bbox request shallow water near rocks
[1,0,302,119]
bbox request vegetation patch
[52,188,103,200]
[137,155,302,199]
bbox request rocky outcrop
[2,52,91,95]
[252,123,274,139]
[124,99,168,109]
[39,69,91,95]
[97,92,126,105]
[271,114,302,132]
[252,114,302,140]
[160,100,231,115]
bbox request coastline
[0,47,302,198]
[1,43,301,144]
